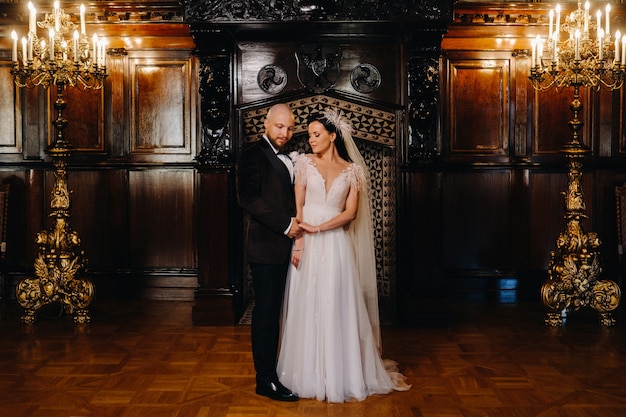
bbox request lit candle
[97,39,102,68]
[54,1,60,32]
[622,35,626,66]
[549,10,554,39]
[597,10,602,35]
[49,28,55,61]
[537,36,543,67]
[28,33,33,61]
[21,36,27,66]
[80,4,86,36]
[531,38,536,68]
[93,34,98,67]
[552,32,557,62]
[616,30,621,64]
[73,30,79,62]
[40,39,46,61]
[598,29,604,60]
[584,2,589,34]
[11,30,17,62]
[28,2,36,34]
[100,37,106,67]
[606,5,611,38]
[575,29,580,61]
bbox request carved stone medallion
[350,63,381,93]
[257,64,287,94]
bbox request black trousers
[249,262,289,384]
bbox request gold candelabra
[10,2,107,324]
[530,1,622,326]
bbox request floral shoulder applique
[293,153,315,185]
[349,163,367,191]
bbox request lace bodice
[293,154,365,211]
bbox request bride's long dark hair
[307,112,353,162]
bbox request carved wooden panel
[49,87,104,152]
[620,88,626,155]
[0,170,43,265]
[442,171,512,270]
[0,64,19,153]
[58,169,129,268]
[534,87,589,155]
[129,169,195,268]
[398,171,443,290]
[129,53,193,158]
[236,42,399,105]
[446,58,510,155]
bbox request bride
[277,108,410,403]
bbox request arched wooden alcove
[186,0,453,325]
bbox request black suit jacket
[236,138,296,264]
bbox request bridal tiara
[320,108,353,140]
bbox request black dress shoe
[256,381,299,402]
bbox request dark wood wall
[1,1,626,325]
[402,2,626,314]
[0,3,199,302]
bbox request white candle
[616,30,621,64]
[73,30,79,62]
[556,5,561,32]
[21,36,27,66]
[93,34,98,67]
[606,5,611,38]
[28,33,33,61]
[598,29,604,60]
[97,39,102,68]
[622,35,626,65]
[54,1,60,32]
[49,28,55,61]
[80,4,86,35]
[552,33,557,62]
[531,38,536,68]
[597,10,602,35]
[11,30,17,62]
[584,2,589,34]
[549,10,554,39]
[537,37,543,67]
[575,30,580,61]
[28,2,36,34]
[101,37,106,67]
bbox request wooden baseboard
[192,288,236,326]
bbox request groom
[236,103,301,402]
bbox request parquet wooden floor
[1,297,626,417]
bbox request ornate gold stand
[15,83,94,324]
[10,2,105,324]
[540,83,621,326]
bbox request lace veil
[320,108,381,350]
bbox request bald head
[264,103,296,150]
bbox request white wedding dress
[277,155,407,403]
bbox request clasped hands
[286,217,322,239]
